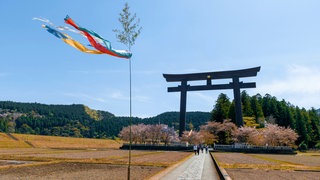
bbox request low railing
[120,143,193,151]
[213,143,295,154]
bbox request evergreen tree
[211,93,231,122]
[262,94,279,122]
[286,105,296,129]
[308,108,320,148]
[276,100,287,127]
[241,91,253,116]
[250,94,264,126]
[295,107,309,145]
[0,117,9,132]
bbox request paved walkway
[152,151,219,180]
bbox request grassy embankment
[0,132,122,149]
[0,132,190,175]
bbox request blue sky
[1,0,320,117]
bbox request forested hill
[0,101,210,138]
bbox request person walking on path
[193,145,198,155]
[197,145,200,155]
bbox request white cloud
[63,92,106,103]
[110,92,128,100]
[189,92,216,104]
[256,64,320,108]
[134,95,151,103]
[110,91,150,103]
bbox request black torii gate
[163,66,261,137]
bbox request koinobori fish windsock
[35,16,132,59]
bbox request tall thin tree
[113,2,141,180]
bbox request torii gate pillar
[163,67,261,137]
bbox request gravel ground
[15,149,148,159]
[0,162,164,180]
[226,168,320,180]
[213,152,278,165]
[213,152,320,180]
[251,154,320,166]
[0,149,191,179]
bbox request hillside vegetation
[1,91,319,149]
[0,101,210,139]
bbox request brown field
[0,148,190,180]
[3,133,319,179]
[7,133,122,149]
[213,152,320,180]
[0,133,191,179]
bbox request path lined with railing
[151,150,219,180]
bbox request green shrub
[299,141,308,151]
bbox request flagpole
[127,50,132,180]
[112,4,141,179]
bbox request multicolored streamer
[42,25,103,54]
[64,16,132,58]
[35,16,132,59]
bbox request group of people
[193,144,209,155]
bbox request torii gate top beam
[163,66,260,82]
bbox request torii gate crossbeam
[163,66,261,137]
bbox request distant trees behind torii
[119,90,320,149]
[210,91,320,149]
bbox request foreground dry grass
[213,152,320,180]
[0,132,122,149]
[0,148,190,179]
[0,162,163,180]
[0,133,191,179]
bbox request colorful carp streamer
[42,25,103,54]
[35,16,132,59]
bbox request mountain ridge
[0,101,210,138]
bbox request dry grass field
[0,133,191,179]
[2,133,122,149]
[3,133,319,179]
[213,152,320,180]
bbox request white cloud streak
[256,64,320,108]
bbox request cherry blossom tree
[119,124,148,144]
[181,130,203,145]
[160,125,178,145]
[201,120,237,144]
[233,126,261,145]
[262,123,298,147]
[199,130,217,145]
[119,124,178,145]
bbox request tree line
[211,91,320,149]
[181,121,298,148]
[0,101,209,139]
[0,91,319,149]
[119,124,179,145]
